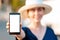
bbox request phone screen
[9,13,20,34]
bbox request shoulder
[22,27,28,31]
[46,27,56,36]
[22,27,30,33]
[44,26,57,40]
[47,27,54,33]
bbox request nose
[35,9,39,15]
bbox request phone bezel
[9,13,21,35]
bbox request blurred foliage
[11,0,25,12]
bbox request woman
[6,0,57,40]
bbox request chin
[34,20,40,23]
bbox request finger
[15,35,22,40]
[6,22,10,26]
[15,35,20,39]
[6,22,10,29]
[20,23,22,27]
[6,26,9,29]
[15,35,20,38]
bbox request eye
[38,8,42,11]
[38,7,45,11]
[30,8,35,12]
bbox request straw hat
[18,0,52,19]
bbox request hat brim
[18,4,52,19]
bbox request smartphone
[9,13,20,35]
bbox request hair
[26,7,45,18]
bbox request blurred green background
[10,0,25,12]
[0,0,25,40]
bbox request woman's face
[28,7,45,22]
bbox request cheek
[39,11,44,16]
[38,12,44,18]
[28,12,34,18]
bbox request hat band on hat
[26,0,43,5]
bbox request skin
[26,7,45,40]
[27,7,45,29]
[6,7,45,40]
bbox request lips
[35,15,42,19]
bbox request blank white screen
[10,15,20,32]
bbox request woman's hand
[6,22,25,40]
